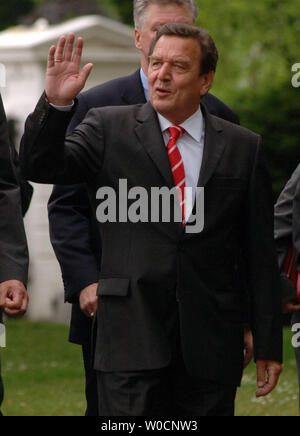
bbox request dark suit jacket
[47,70,240,344]
[20,96,282,386]
[0,95,29,323]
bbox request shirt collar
[140,68,149,102]
[157,106,204,143]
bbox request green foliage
[0,0,40,31]
[233,84,300,199]
[196,0,300,97]
[100,0,133,25]
[195,0,300,196]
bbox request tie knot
[168,126,185,141]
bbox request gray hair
[133,0,199,28]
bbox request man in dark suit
[0,94,29,415]
[47,0,245,415]
[20,24,282,416]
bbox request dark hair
[149,22,218,74]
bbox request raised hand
[45,33,93,106]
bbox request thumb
[256,360,267,388]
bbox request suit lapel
[135,103,174,189]
[184,105,226,238]
[198,104,226,188]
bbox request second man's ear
[134,28,142,51]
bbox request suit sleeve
[48,184,100,303]
[0,95,28,285]
[20,93,105,185]
[244,137,282,363]
[47,93,100,303]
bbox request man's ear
[200,71,215,97]
[135,28,142,51]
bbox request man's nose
[157,62,171,81]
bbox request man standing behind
[20,24,282,416]
[47,0,243,415]
[0,94,29,414]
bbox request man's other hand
[79,283,98,319]
[0,280,28,316]
[256,360,283,397]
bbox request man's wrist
[49,101,74,111]
[45,93,74,110]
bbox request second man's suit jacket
[0,94,29,412]
[0,95,29,320]
[20,95,282,386]
[47,70,240,345]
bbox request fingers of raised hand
[72,36,84,67]
[55,35,67,62]
[47,45,56,69]
[47,34,78,68]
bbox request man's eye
[152,61,161,68]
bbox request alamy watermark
[0,63,6,88]
[292,323,300,348]
[291,63,300,88]
[0,323,6,348]
[95,179,204,234]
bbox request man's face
[135,3,194,73]
[148,35,214,124]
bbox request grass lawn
[0,319,299,416]
[1,318,86,416]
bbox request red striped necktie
[167,126,186,226]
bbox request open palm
[45,33,93,106]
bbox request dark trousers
[96,320,237,416]
[97,364,237,416]
[82,342,98,416]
